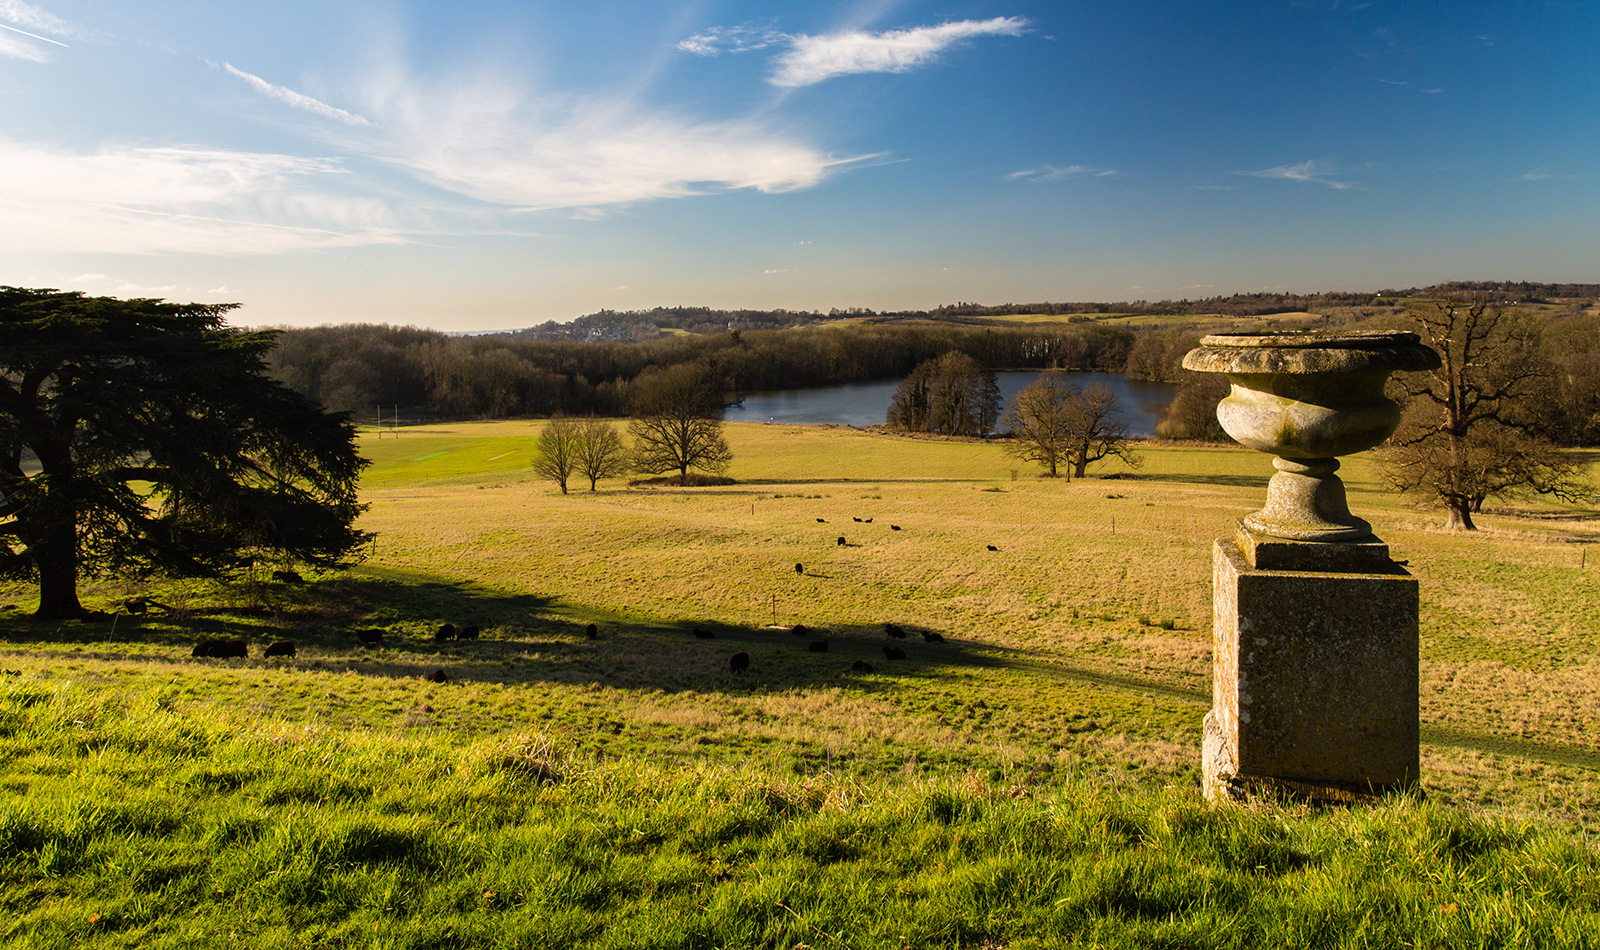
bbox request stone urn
[1182,331,1441,542]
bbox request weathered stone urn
[1182,331,1441,801]
[1182,331,1441,542]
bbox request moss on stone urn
[1182,331,1441,542]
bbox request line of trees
[265,322,1138,422]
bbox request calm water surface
[729,371,1179,437]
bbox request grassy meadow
[2,420,1598,947]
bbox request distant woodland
[264,282,1600,446]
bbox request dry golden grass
[2,419,1596,830]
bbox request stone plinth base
[1203,525,1419,802]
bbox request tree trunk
[1443,500,1477,531]
[33,519,85,619]
[1073,443,1089,479]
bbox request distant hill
[495,281,1599,340]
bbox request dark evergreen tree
[1,288,370,620]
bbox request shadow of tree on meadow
[1139,473,1270,489]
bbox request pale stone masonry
[1203,523,1419,801]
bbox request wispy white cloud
[224,63,373,126]
[0,0,76,36]
[763,268,789,274]
[678,22,783,56]
[1517,167,1579,181]
[769,17,1028,88]
[0,140,407,254]
[1005,164,1111,183]
[1239,159,1353,189]
[361,71,866,211]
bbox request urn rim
[1182,330,1442,376]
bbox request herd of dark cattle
[717,513,964,674]
[181,512,960,679]
[717,618,944,675]
[191,618,484,661]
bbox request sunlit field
[2,420,1597,947]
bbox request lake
[729,371,1179,436]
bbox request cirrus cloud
[362,73,870,211]
[0,140,407,254]
[768,17,1028,88]
[1239,159,1353,189]
[224,63,373,126]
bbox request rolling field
[2,420,1597,947]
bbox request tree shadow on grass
[0,570,1047,698]
[1140,473,1270,489]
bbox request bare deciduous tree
[1003,376,1141,478]
[1381,296,1593,529]
[628,362,732,484]
[1000,374,1077,476]
[532,416,581,494]
[573,418,629,491]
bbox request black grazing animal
[358,628,385,645]
[435,623,456,642]
[890,525,901,531]
[807,640,829,653]
[694,627,716,639]
[193,639,248,659]
[851,660,875,673]
[791,623,808,636]
[836,536,846,546]
[425,668,448,684]
[921,631,946,643]
[816,518,827,523]
[852,517,862,522]
[729,652,750,672]
[864,518,873,523]
[586,623,599,639]
[458,625,480,640]
[271,569,304,584]
[794,563,804,575]
[264,640,296,658]
[986,545,998,551]
[119,597,151,615]
[882,646,906,660]
[884,623,906,639]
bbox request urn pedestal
[1182,333,1440,801]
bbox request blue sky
[2,0,1595,329]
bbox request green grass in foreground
[3,677,1597,949]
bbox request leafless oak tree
[1003,376,1141,478]
[532,416,581,494]
[628,362,732,484]
[573,418,628,491]
[1381,296,1593,529]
